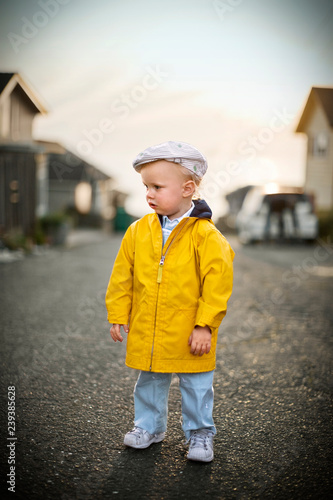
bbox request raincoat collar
[157,199,212,225]
[190,199,212,219]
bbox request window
[311,132,329,157]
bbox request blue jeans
[133,370,216,440]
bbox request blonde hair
[138,160,203,199]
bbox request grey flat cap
[132,141,208,178]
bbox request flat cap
[132,141,208,178]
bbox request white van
[236,186,318,244]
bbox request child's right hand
[110,324,129,343]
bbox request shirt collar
[162,202,194,227]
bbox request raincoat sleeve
[105,223,136,325]
[195,228,234,330]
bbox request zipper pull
[157,256,165,283]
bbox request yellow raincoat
[105,200,234,373]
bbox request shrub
[39,212,70,246]
[317,209,333,242]
[2,227,27,251]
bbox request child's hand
[110,324,129,343]
[188,326,211,356]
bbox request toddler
[105,141,234,462]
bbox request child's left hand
[188,326,211,356]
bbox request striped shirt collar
[162,202,194,228]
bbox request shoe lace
[189,430,212,449]
[129,426,145,437]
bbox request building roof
[36,140,67,155]
[0,73,14,93]
[47,147,111,182]
[296,86,333,132]
[0,72,48,114]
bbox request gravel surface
[0,235,332,499]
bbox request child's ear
[183,180,196,198]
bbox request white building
[296,87,333,210]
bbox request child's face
[140,160,194,220]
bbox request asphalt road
[0,234,332,500]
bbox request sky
[1,0,333,217]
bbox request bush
[33,220,47,246]
[317,209,333,242]
[0,213,71,251]
[39,212,70,246]
[39,212,68,229]
[2,227,27,251]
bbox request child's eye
[154,185,161,190]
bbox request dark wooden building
[0,72,47,237]
[0,72,129,241]
[0,143,43,236]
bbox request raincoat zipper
[149,219,189,370]
[157,255,165,284]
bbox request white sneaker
[187,429,214,462]
[124,426,165,449]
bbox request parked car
[236,186,318,244]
